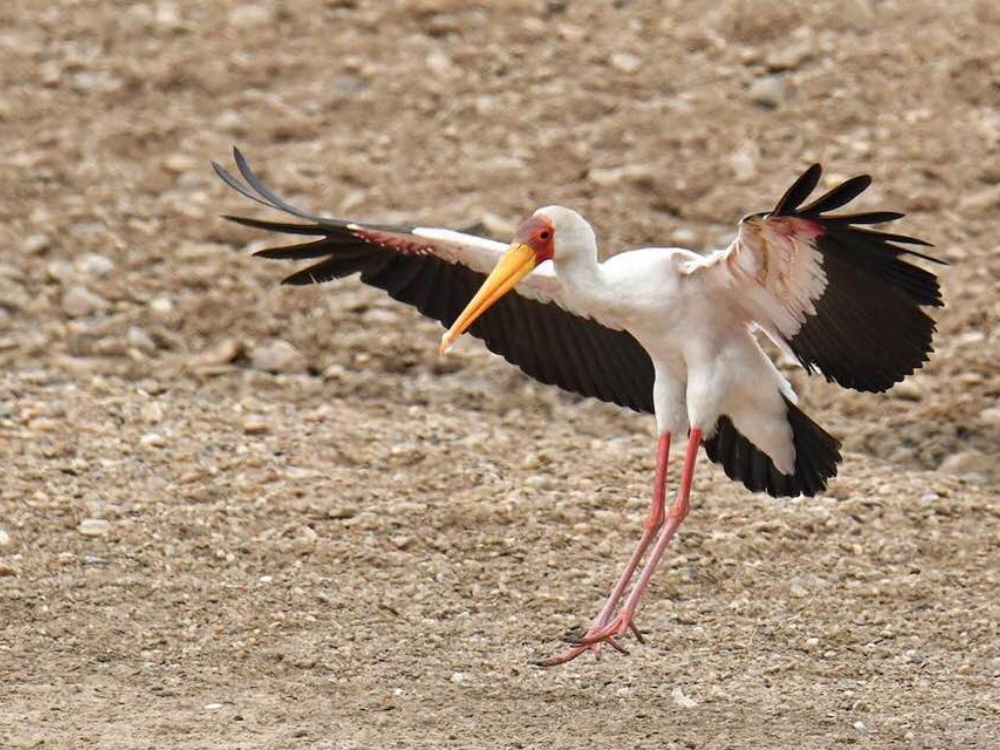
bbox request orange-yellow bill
[439,243,537,354]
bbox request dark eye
[539,230,551,240]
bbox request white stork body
[213,151,943,664]
[553,236,798,473]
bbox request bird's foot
[539,632,628,667]
[575,611,644,649]
[539,612,644,667]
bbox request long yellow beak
[440,243,537,354]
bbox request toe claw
[628,620,645,643]
[605,637,630,656]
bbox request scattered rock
[193,338,243,368]
[586,164,657,189]
[609,51,642,74]
[959,184,1000,215]
[729,141,760,181]
[250,340,307,374]
[242,418,269,435]
[150,296,174,314]
[77,518,111,537]
[670,228,698,245]
[228,4,274,29]
[979,407,1000,425]
[62,286,110,318]
[23,233,50,255]
[477,211,517,239]
[748,75,787,109]
[938,450,993,482]
[765,42,811,72]
[78,253,115,277]
[892,379,924,402]
[140,401,164,424]
[28,417,59,433]
[671,686,698,708]
[71,71,123,94]
[163,153,198,174]
[327,505,359,520]
[140,432,167,448]
[330,76,367,95]
[0,563,18,577]
[47,260,75,284]
[153,1,183,30]
[127,326,158,353]
[0,528,10,548]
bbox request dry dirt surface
[2,1,1000,748]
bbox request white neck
[552,236,611,313]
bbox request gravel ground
[2,1,999,748]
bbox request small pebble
[62,286,110,318]
[23,233,51,254]
[0,563,18,577]
[327,505,359,520]
[229,5,274,28]
[77,518,111,537]
[749,75,787,109]
[78,254,115,277]
[140,432,166,448]
[0,529,9,548]
[671,686,698,708]
[162,153,198,174]
[150,296,174,314]
[242,418,269,435]
[609,51,642,74]
[203,702,223,711]
[250,340,307,374]
[128,326,158,353]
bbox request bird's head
[440,206,593,353]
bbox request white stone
[140,432,166,448]
[150,296,174,314]
[78,253,115,277]
[23,234,50,254]
[250,340,307,374]
[128,326,158,353]
[671,686,698,708]
[749,75,787,109]
[609,52,642,74]
[77,518,111,537]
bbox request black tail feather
[703,396,841,498]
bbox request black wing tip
[772,163,823,216]
[768,164,940,263]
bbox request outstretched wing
[683,164,945,392]
[213,148,655,413]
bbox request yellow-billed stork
[213,149,943,665]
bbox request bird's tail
[703,396,841,498]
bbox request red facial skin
[513,215,556,263]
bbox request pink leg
[541,433,671,667]
[578,427,702,648]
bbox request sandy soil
[2,1,999,748]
